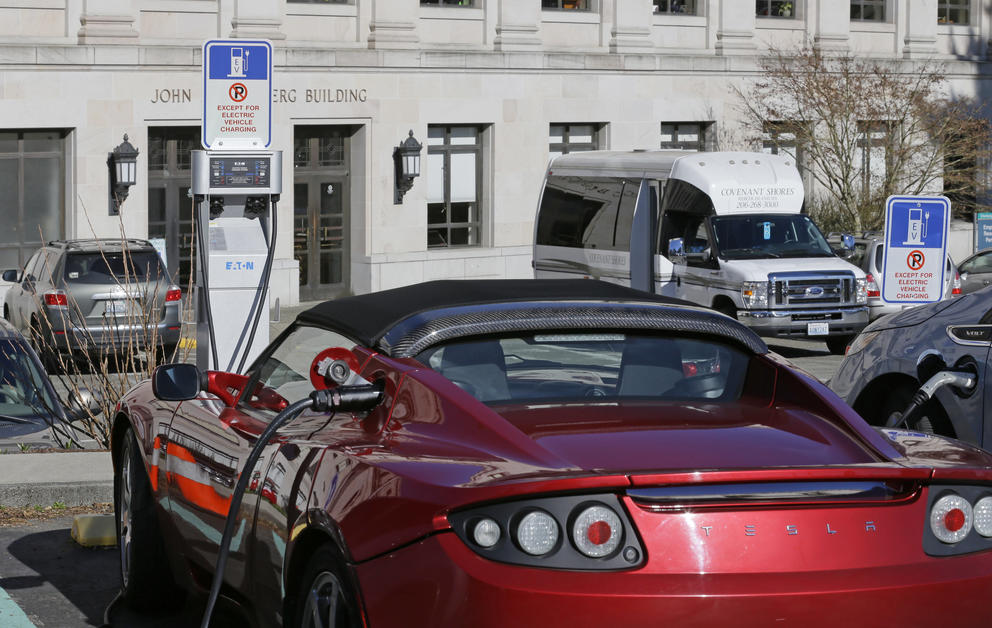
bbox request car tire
[877,384,954,437]
[115,426,175,609]
[291,544,362,628]
[825,335,852,355]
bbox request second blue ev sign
[202,39,272,150]
[882,195,950,304]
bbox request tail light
[865,273,880,298]
[572,505,622,557]
[931,494,972,543]
[449,494,643,570]
[165,286,182,302]
[44,291,68,307]
[952,272,962,296]
[516,511,559,555]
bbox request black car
[0,317,95,450]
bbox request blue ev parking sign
[881,195,950,303]
[202,40,272,150]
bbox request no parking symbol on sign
[881,195,950,304]
[202,39,272,150]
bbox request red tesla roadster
[112,279,992,627]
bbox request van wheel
[825,335,852,355]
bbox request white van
[533,150,868,354]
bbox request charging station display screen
[209,157,270,188]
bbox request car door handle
[197,463,233,488]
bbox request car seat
[439,340,510,402]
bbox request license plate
[807,322,829,336]
[106,300,129,316]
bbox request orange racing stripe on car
[164,443,233,516]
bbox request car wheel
[292,545,362,628]
[116,426,175,609]
[825,335,852,355]
[877,384,954,437]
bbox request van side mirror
[841,233,855,250]
[153,363,204,401]
[667,238,686,265]
[1,270,18,283]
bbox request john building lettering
[151,88,192,104]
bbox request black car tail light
[448,494,643,570]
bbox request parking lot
[0,336,845,627]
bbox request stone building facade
[0,0,988,305]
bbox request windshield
[0,339,60,419]
[415,333,749,404]
[712,214,834,260]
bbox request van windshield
[711,214,834,260]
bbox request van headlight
[742,281,770,310]
[855,278,868,305]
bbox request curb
[0,481,113,508]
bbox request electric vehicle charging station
[194,39,280,373]
[190,150,282,372]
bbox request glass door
[293,126,351,301]
[148,127,199,287]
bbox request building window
[0,130,67,271]
[427,126,483,249]
[148,127,199,286]
[654,0,698,14]
[850,0,885,21]
[287,0,350,3]
[549,123,603,160]
[856,121,891,194]
[660,122,710,151]
[938,0,969,24]
[756,0,795,17]
[543,0,589,10]
[421,0,475,5]
[761,122,803,165]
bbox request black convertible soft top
[296,279,694,348]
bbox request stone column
[77,0,138,44]
[230,0,286,40]
[609,0,654,54]
[714,0,755,55]
[368,0,419,49]
[903,0,937,58]
[494,0,542,51]
[813,0,850,51]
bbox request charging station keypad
[209,156,271,188]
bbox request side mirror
[841,233,856,250]
[153,363,204,401]
[667,238,686,265]
[686,247,712,264]
[1,270,18,283]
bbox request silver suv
[1,239,181,367]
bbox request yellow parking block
[178,337,197,349]
[71,514,117,547]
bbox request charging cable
[200,383,384,628]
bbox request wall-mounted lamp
[393,129,423,204]
[108,133,139,216]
